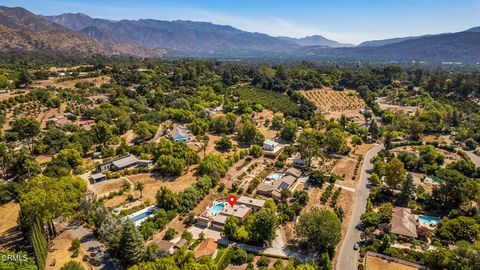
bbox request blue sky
[2,0,480,44]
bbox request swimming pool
[208,202,225,216]
[267,172,284,181]
[419,215,440,227]
[128,206,159,226]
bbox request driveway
[68,224,119,270]
[189,226,307,260]
[336,144,384,270]
[464,150,480,167]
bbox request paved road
[464,150,480,167]
[68,224,120,270]
[337,144,384,270]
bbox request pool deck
[417,215,441,228]
[126,205,159,226]
[205,200,227,217]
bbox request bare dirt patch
[301,88,365,123]
[376,97,418,116]
[366,255,420,270]
[0,202,23,251]
[91,178,128,198]
[0,202,19,235]
[203,133,238,159]
[121,130,137,145]
[352,143,375,157]
[31,75,111,89]
[254,110,278,140]
[331,157,357,183]
[46,230,92,270]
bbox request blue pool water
[419,215,440,226]
[269,173,284,180]
[130,208,156,222]
[208,203,225,216]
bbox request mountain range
[278,35,353,48]
[1,6,480,63]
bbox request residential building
[168,125,194,142]
[200,197,266,230]
[263,139,281,153]
[194,238,217,260]
[236,196,265,212]
[89,172,106,184]
[174,239,189,249]
[390,207,418,239]
[154,240,175,255]
[77,119,95,127]
[284,167,302,178]
[220,204,252,221]
[256,169,301,200]
[97,154,152,172]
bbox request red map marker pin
[227,195,237,207]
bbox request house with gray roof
[97,154,152,172]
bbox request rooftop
[90,172,106,180]
[237,196,266,208]
[285,167,302,178]
[112,155,139,169]
[194,238,217,259]
[273,175,296,190]
[263,139,278,147]
[154,239,174,252]
[174,239,189,248]
[211,214,228,225]
[390,207,418,238]
[256,183,274,192]
[220,204,251,219]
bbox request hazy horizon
[1,0,479,44]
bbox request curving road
[337,144,384,270]
[464,150,480,167]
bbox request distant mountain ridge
[0,6,166,57]
[278,35,353,48]
[466,26,480,33]
[43,13,301,55]
[358,35,432,47]
[301,31,480,63]
[0,6,479,63]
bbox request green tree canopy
[246,208,277,246]
[295,208,341,255]
[120,220,146,266]
[384,157,405,189]
[19,176,87,229]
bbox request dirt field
[301,88,365,112]
[366,255,420,270]
[376,97,418,116]
[121,130,137,145]
[301,88,365,122]
[102,169,198,208]
[391,145,462,167]
[352,143,375,157]
[46,230,91,270]
[331,157,357,183]
[0,91,27,101]
[203,133,238,158]
[0,202,22,251]
[301,184,355,262]
[254,110,278,140]
[48,65,94,73]
[91,178,129,198]
[2,102,66,131]
[421,135,452,145]
[31,75,111,89]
